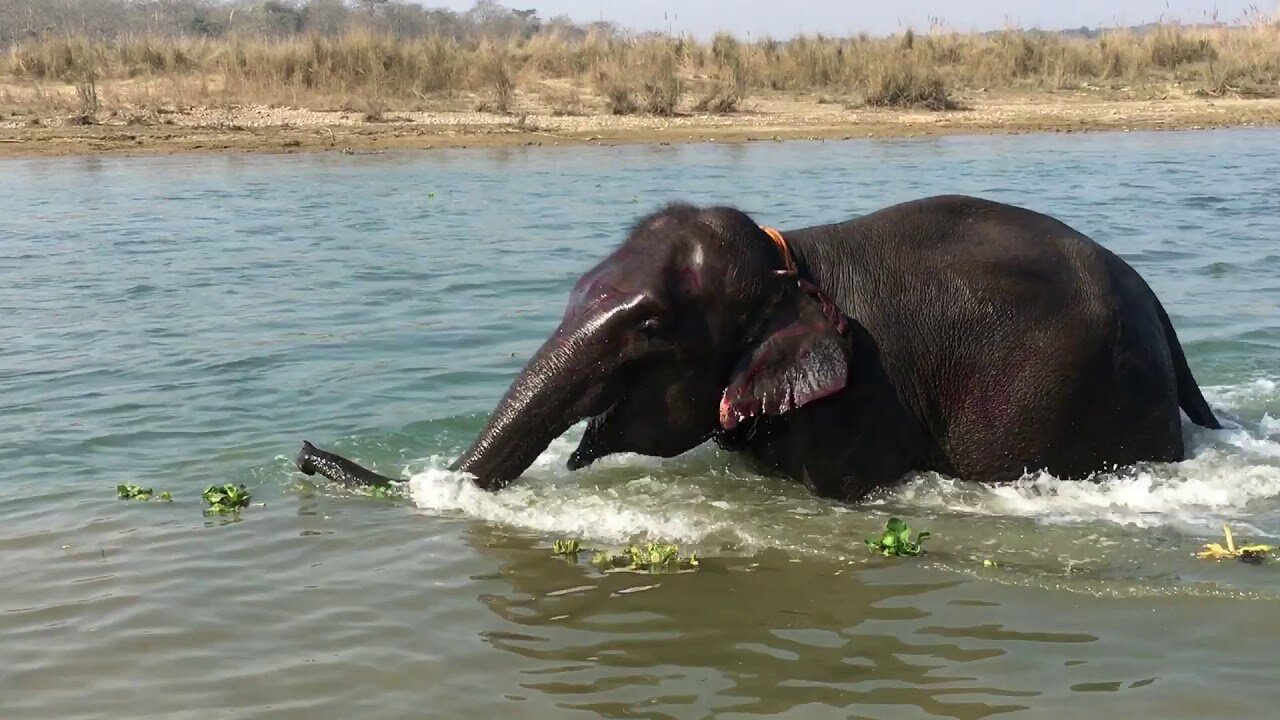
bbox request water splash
[408,435,765,548]
[884,449,1280,535]
[871,378,1280,535]
[405,377,1280,563]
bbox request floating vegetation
[1197,524,1274,564]
[552,539,582,556]
[202,484,252,515]
[361,484,403,500]
[116,484,172,502]
[590,543,700,572]
[548,538,700,572]
[865,517,931,557]
[117,484,151,500]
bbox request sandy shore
[3,91,1279,158]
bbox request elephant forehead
[564,272,648,326]
[677,243,707,293]
[570,264,642,302]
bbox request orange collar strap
[761,226,799,277]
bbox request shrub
[865,65,959,110]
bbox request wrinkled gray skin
[296,194,1221,502]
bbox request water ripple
[4,128,1280,719]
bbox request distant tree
[463,0,541,40]
[301,0,346,36]
[358,0,389,17]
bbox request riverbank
[3,90,1280,158]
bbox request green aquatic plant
[117,484,152,500]
[202,484,252,515]
[363,484,402,500]
[117,484,173,502]
[590,542,699,572]
[865,517,931,557]
[625,542,677,567]
[552,539,582,556]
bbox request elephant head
[451,203,851,490]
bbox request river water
[4,129,1279,719]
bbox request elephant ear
[720,281,850,430]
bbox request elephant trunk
[296,440,399,487]
[451,330,599,490]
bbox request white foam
[890,455,1280,534]
[407,433,759,546]
[884,420,1280,534]
[407,378,1280,540]
[1202,378,1279,408]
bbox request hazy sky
[436,0,1274,37]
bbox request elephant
[295,194,1222,502]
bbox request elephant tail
[1155,301,1222,430]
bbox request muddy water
[4,130,1280,719]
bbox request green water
[4,130,1280,719]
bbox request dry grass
[3,19,1279,121]
[864,65,959,110]
[473,39,515,113]
[693,33,748,113]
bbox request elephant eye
[638,317,662,338]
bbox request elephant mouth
[567,399,620,471]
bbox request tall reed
[4,20,1278,115]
